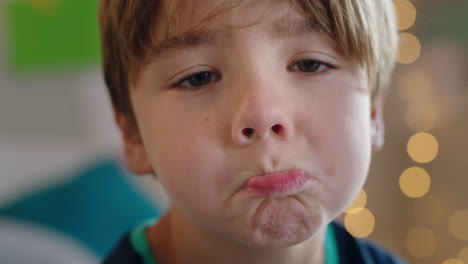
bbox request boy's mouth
[243,169,311,199]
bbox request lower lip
[244,170,311,199]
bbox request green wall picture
[6,0,100,72]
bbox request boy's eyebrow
[148,17,318,59]
[272,17,319,37]
[149,29,221,59]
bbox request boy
[100,0,406,263]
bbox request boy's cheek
[147,135,228,195]
[308,115,371,211]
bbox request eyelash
[288,59,336,76]
[171,59,336,90]
[171,71,221,90]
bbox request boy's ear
[371,95,385,152]
[115,111,153,175]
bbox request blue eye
[173,71,220,90]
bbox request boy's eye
[173,71,220,90]
[296,60,321,72]
[289,59,334,74]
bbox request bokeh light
[397,33,421,64]
[398,71,434,102]
[405,101,437,132]
[394,0,417,30]
[344,208,375,238]
[345,189,367,214]
[441,259,464,264]
[458,246,468,264]
[407,132,439,163]
[449,210,468,240]
[399,167,431,198]
[405,227,437,258]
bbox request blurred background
[0,0,466,263]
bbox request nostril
[272,124,282,134]
[242,128,254,137]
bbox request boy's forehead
[150,0,319,57]
[154,0,307,38]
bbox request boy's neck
[147,206,326,264]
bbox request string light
[394,0,417,30]
[396,2,442,263]
[407,132,439,163]
[397,33,421,64]
[344,208,375,238]
[399,167,431,198]
[405,227,436,258]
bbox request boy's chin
[238,196,326,248]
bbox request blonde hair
[99,0,398,127]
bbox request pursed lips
[243,169,311,199]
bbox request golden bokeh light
[458,246,468,263]
[449,210,468,240]
[405,227,436,258]
[400,167,431,198]
[394,0,417,30]
[442,259,464,264]
[405,102,437,132]
[397,33,421,64]
[398,71,434,102]
[345,189,367,214]
[344,208,375,238]
[413,197,443,226]
[407,132,439,163]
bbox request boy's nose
[230,83,293,146]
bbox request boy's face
[118,0,384,248]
